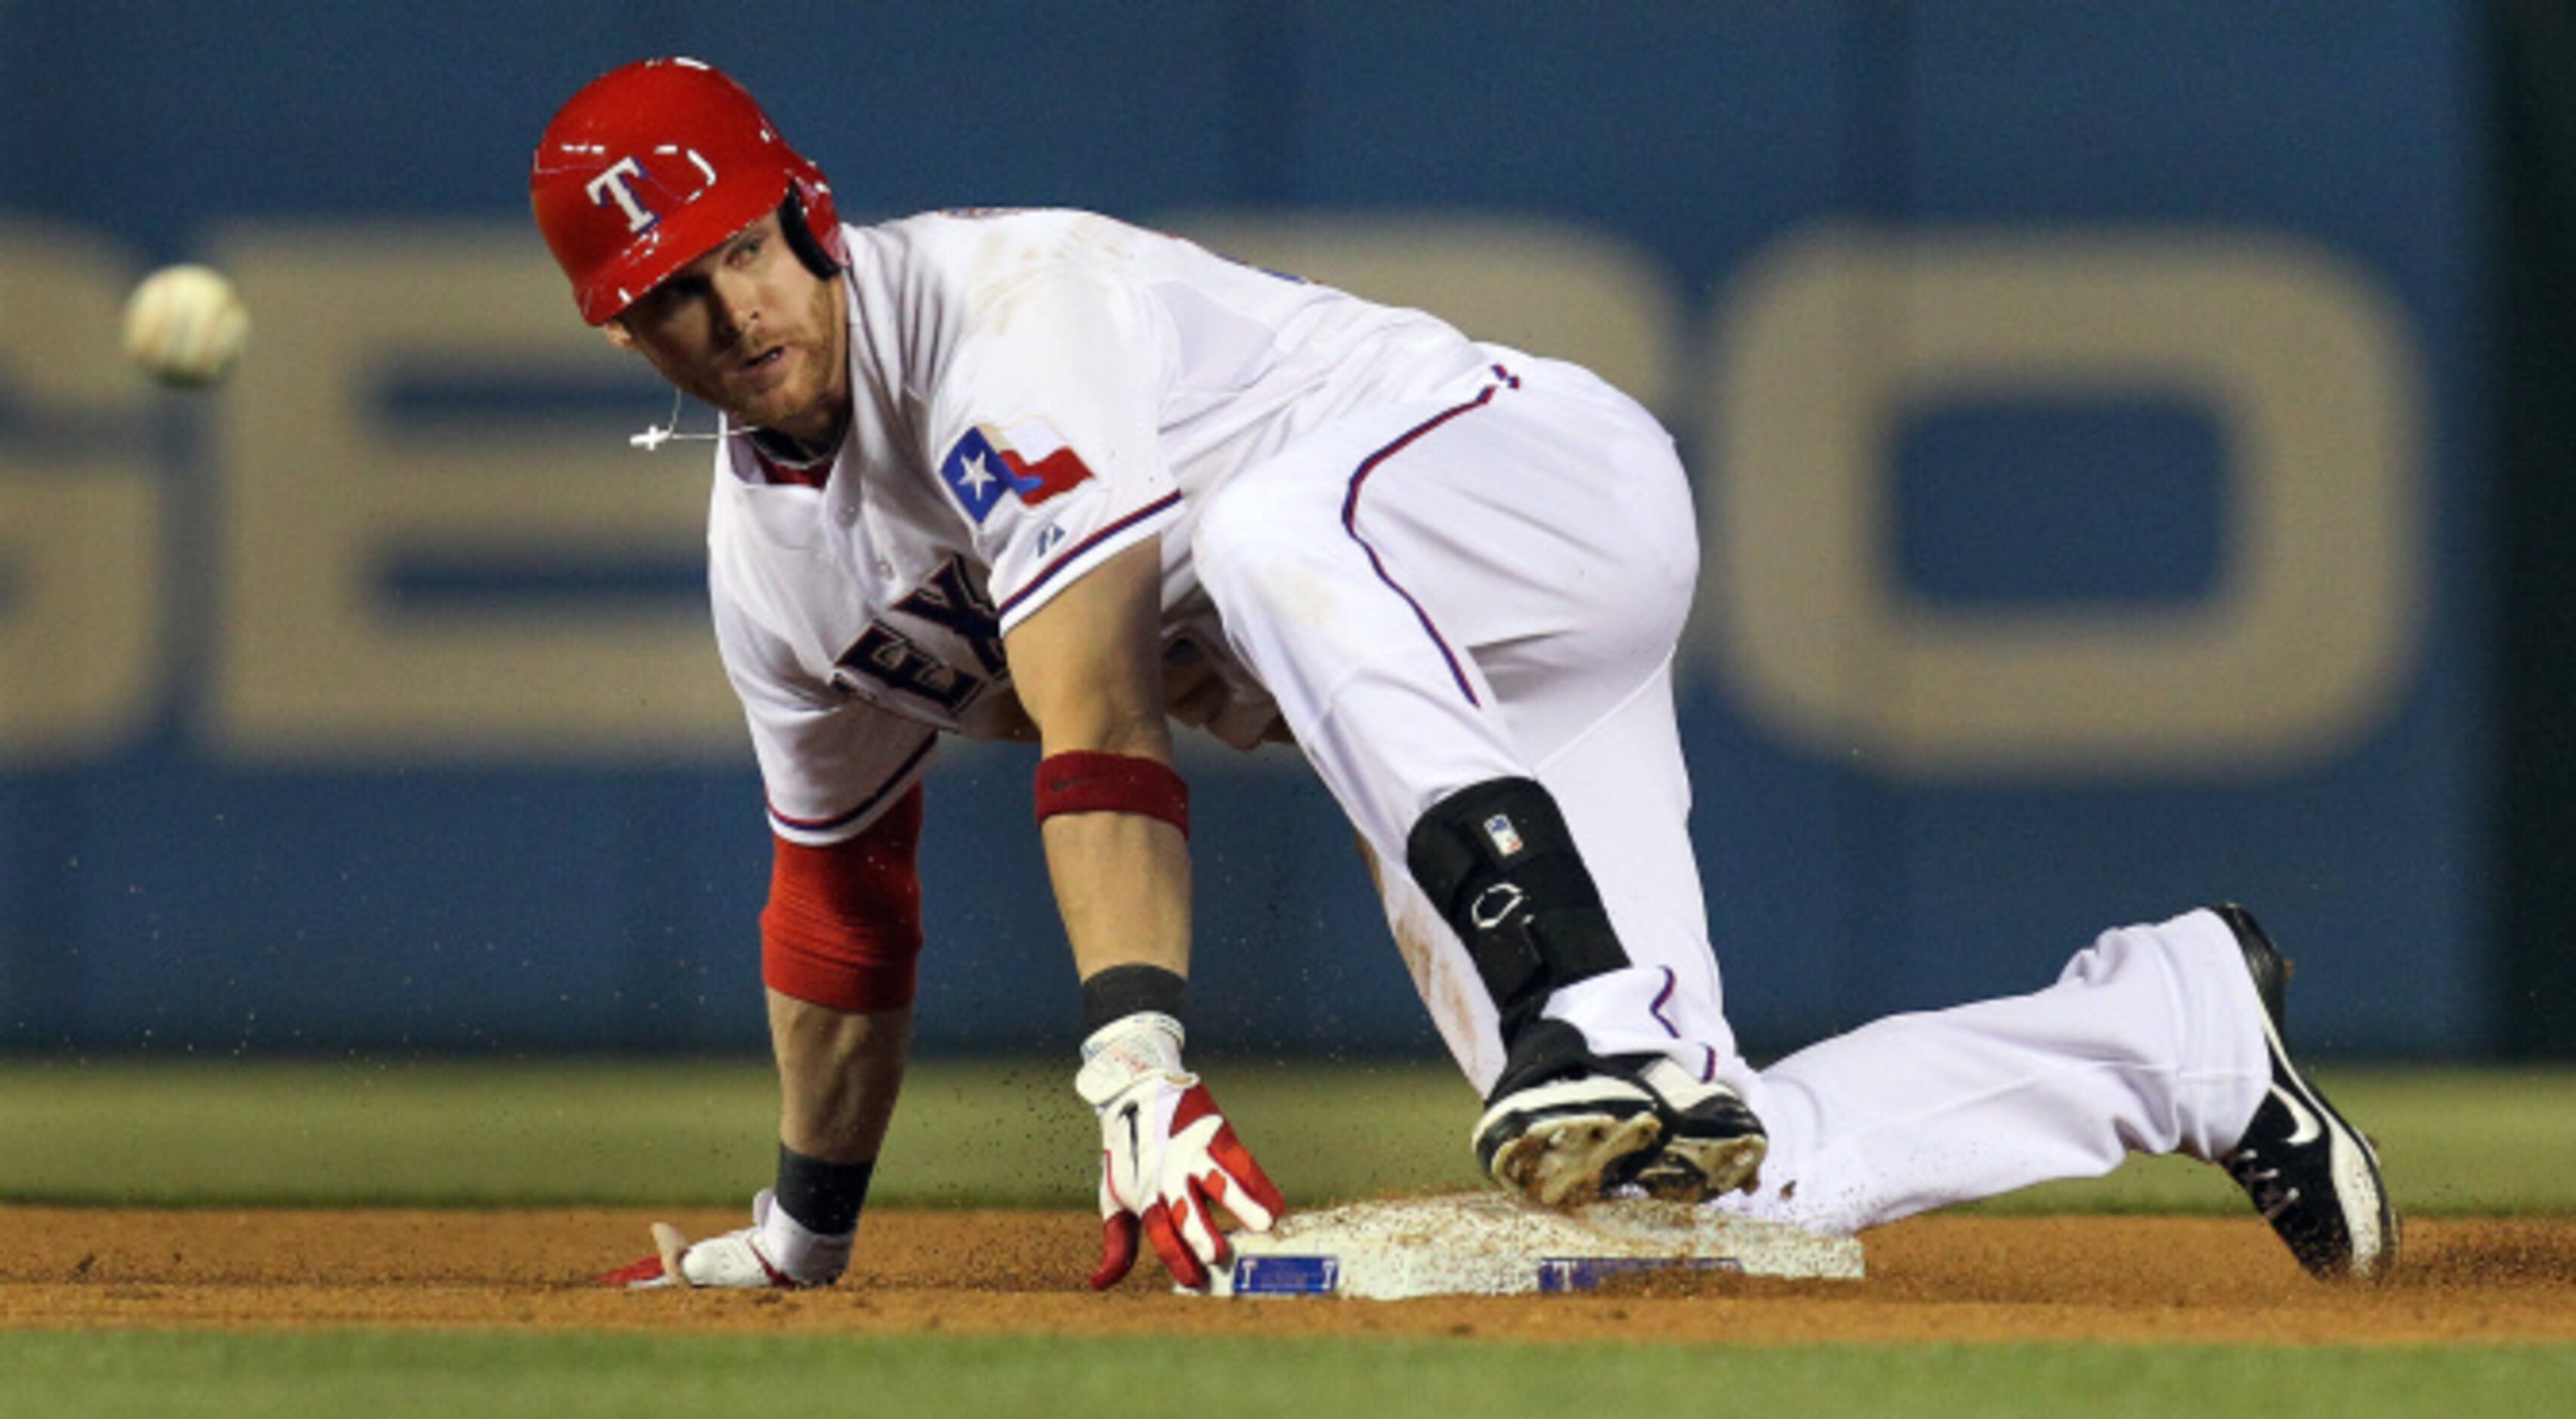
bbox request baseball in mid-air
[122,264,249,388]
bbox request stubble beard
[715,282,847,442]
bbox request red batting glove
[1076,1012,1286,1291]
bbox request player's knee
[1597,441,1700,617]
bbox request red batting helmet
[531,57,842,325]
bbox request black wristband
[774,1144,875,1237]
[1081,963,1187,1037]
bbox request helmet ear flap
[780,190,842,282]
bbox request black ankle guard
[1484,1016,1600,1102]
[1405,777,1630,1024]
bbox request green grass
[0,1061,2566,1417]
[0,1055,1481,1207]
[0,1058,2567,1213]
[0,1332,2568,1419]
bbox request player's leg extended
[1712,910,2274,1233]
[1711,906,2392,1278]
[1194,357,1759,1202]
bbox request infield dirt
[3,1207,2569,1344]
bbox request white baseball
[122,264,249,388]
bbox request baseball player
[535,58,2394,1292]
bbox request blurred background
[0,0,2563,1069]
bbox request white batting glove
[1075,1011,1286,1290]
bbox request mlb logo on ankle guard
[1482,814,1525,857]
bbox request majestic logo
[2269,1083,2324,1147]
[939,418,1098,525]
[585,156,658,233]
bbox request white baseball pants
[1193,351,1737,1082]
[1191,354,2272,1229]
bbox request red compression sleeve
[761,784,926,1012]
[1033,751,1188,836]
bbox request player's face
[607,211,850,447]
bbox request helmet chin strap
[631,386,758,450]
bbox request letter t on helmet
[530,57,843,325]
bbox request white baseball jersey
[713,202,1746,1086]
[709,208,1487,844]
[704,211,2276,1238]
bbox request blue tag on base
[1230,1254,1342,1296]
[1536,1257,1745,1293]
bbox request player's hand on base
[1075,1011,1285,1290]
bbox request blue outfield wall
[0,3,2489,1058]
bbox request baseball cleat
[2211,904,2397,1281]
[1474,1021,1666,1207]
[596,1189,822,1290]
[1475,1076,1666,1207]
[1625,1059,1768,1201]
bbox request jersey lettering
[833,623,984,714]
[828,558,1003,713]
[894,557,1005,675]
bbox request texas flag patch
[939,418,1097,524]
